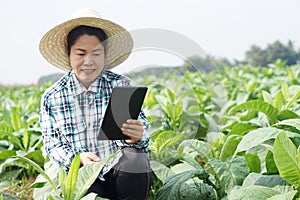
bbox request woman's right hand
[80,152,101,165]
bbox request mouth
[81,68,96,74]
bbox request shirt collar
[69,70,109,96]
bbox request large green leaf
[25,150,45,167]
[273,132,300,190]
[220,134,242,162]
[208,156,249,193]
[235,127,280,153]
[155,170,209,200]
[230,100,279,124]
[64,154,81,200]
[74,161,105,200]
[177,139,212,161]
[266,190,297,200]
[277,110,299,120]
[227,185,280,200]
[179,181,216,200]
[0,150,16,160]
[273,119,300,131]
[227,122,257,136]
[254,174,289,188]
[155,131,183,155]
[150,161,175,184]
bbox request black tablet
[97,86,148,140]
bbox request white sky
[0,0,299,85]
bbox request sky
[0,0,299,85]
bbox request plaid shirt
[40,70,149,176]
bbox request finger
[122,124,144,132]
[87,152,100,162]
[121,125,143,136]
[126,119,144,126]
[121,129,142,141]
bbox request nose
[84,54,93,65]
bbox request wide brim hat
[39,9,133,71]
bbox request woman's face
[69,34,105,88]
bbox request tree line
[182,40,300,72]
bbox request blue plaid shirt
[40,70,149,176]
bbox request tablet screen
[98,86,148,140]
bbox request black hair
[67,25,107,56]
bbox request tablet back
[98,86,148,140]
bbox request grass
[3,178,35,200]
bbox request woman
[39,8,151,199]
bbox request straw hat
[39,8,133,71]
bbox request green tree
[245,40,299,66]
[245,45,267,66]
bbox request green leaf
[245,154,261,173]
[23,129,29,151]
[177,139,212,161]
[164,87,175,103]
[25,150,45,168]
[281,82,290,101]
[150,161,175,184]
[65,154,80,200]
[235,127,280,153]
[155,131,182,155]
[262,91,273,104]
[179,181,216,200]
[227,122,257,136]
[155,170,209,200]
[273,119,300,131]
[227,185,280,200]
[278,110,299,120]
[266,190,297,200]
[13,155,59,195]
[220,135,242,162]
[230,100,279,124]
[273,132,300,190]
[1,132,23,150]
[285,89,300,110]
[11,108,23,131]
[74,161,105,200]
[273,92,283,110]
[59,166,67,199]
[0,121,13,134]
[254,174,289,188]
[265,151,278,174]
[208,156,249,193]
[0,150,16,160]
[81,193,106,200]
[30,182,47,189]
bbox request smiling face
[69,34,105,88]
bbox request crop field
[1,61,300,199]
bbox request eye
[92,53,101,56]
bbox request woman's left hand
[121,119,144,144]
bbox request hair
[67,25,107,56]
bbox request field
[1,61,300,199]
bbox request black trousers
[86,147,152,200]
